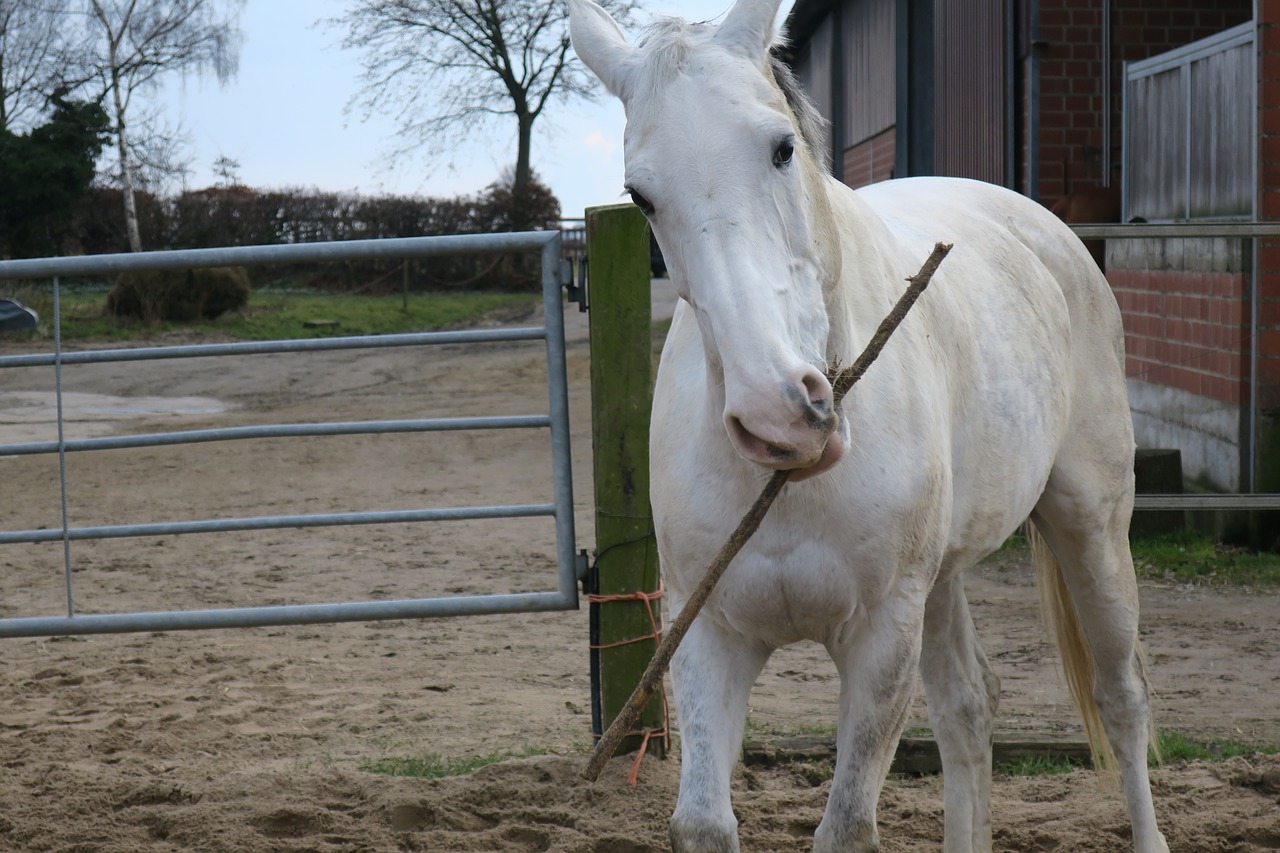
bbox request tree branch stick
[582,241,953,783]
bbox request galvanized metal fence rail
[0,232,583,637]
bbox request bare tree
[0,0,80,132]
[81,0,243,251]
[335,0,638,222]
[211,153,240,186]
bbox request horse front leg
[669,610,771,853]
[817,604,923,853]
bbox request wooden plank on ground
[742,734,1095,775]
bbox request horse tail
[1027,521,1121,784]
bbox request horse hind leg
[920,572,1001,853]
[1030,456,1169,853]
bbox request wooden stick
[582,241,953,782]
[831,242,953,406]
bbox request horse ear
[715,0,783,62]
[568,0,638,98]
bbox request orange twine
[588,580,670,784]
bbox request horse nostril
[798,369,836,431]
[803,404,836,433]
[800,369,831,404]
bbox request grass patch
[977,532,1031,569]
[4,287,538,343]
[359,747,547,780]
[995,753,1083,777]
[994,731,1279,777]
[1155,730,1280,764]
[743,716,838,741]
[773,721,838,737]
[984,528,1280,588]
[1131,529,1280,587]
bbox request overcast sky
[156,0,793,219]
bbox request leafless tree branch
[331,0,638,214]
[0,0,82,131]
[76,0,244,250]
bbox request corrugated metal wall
[842,0,897,146]
[790,0,1011,186]
[932,0,1009,183]
[795,14,835,134]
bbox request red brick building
[785,0,1277,543]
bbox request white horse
[569,1,1166,851]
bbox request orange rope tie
[588,580,665,647]
[588,580,670,784]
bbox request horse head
[570,0,847,480]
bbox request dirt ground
[1,292,1278,852]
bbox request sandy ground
[1,289,1278,852]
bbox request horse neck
[816,176,905,369]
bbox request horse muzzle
[723,368,846,479]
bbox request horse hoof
[670,815,740,853]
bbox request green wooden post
[586,202,666,759]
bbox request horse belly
[854,179,1082,565]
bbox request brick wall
[1109,266,1250,405]
[841,127,896,189]
[1109,235,1254,492]
[1035,0,1104,206]
[1033,0,1250,210]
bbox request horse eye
[627,188,655,216]
[773,139,795,168]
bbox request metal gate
[0,231,583,638]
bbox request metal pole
[540,234,581,604]
[0,232,559,281]
[0,591,578,639]
[0,327,547,370]
[1028,0,1041,200]
[1102,0,1111,187]
[52,277,74,617]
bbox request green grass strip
[5,287,538,343]
[359,747,548,780]
[987,530,1280,588]
[1130,529,1280,588]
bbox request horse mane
[632,17,831,174]
[768,50,831,174]
[632,19,706,105]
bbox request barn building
[782,0,1279,544]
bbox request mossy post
[586,203,666,760]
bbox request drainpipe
[1102,0,1111,186]
[895,0,935,178]
[1006,0,1017,188]
[1028,0,1041,200]
[1249,2,1260,492]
